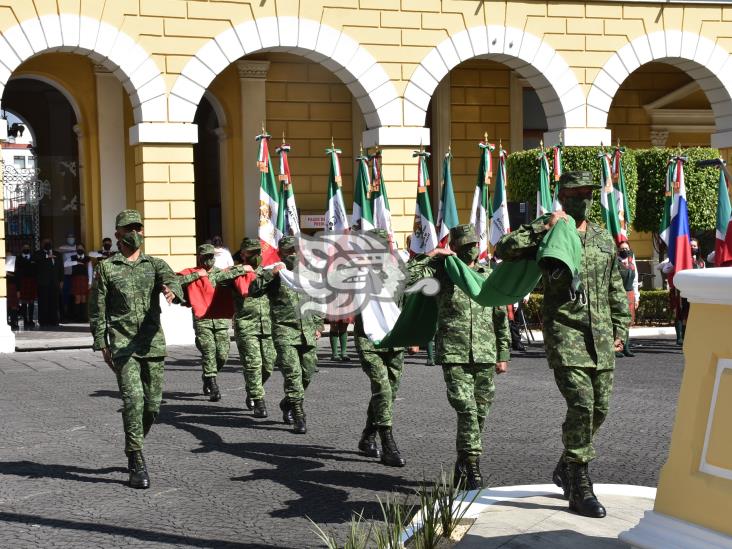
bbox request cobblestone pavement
[0,338,682,548]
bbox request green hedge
[506,147,638,232]
[523,289,672,326]
[633,147,719,233]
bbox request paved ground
[0,337,683,548]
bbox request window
[13,156,25,169]
[26,156,35,169]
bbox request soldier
[249,236,322,434]
[89,209,186,489]
[496,171,630,518]
[34,238,63,327]
[355,228,406,467]
[232,237,275,418]
[409,224,511,490]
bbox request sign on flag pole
[410,145,438,255]
[470,133,494,261]
[436,147,459,248]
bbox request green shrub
[634,147,719,233]
[506,146,637,233]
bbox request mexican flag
[276,142,300,236]
[410,149,438,255]
[599,150,623,243]
[324,144,349,232]
[659,159,675,247]
[715,164,732,266]
[537,147,553,217]
[369,149,394,239]
[490,146,510,246]
[552,144,563,211]
[612,147,631,242]
[470,138,493,261]
[436,151,459,248]
[352,152,375,230]
[256,131,282,265]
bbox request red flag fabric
[233,271,258,298]
[178,268,235,319]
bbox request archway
[193,95,223,243]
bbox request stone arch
[0,13,167,123]
[404,25,585,130]
[169,16,401,128]
[588,30,732,146]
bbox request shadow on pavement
[0,461,127,486]
[458,529,620,549]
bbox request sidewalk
[456,484,655,548]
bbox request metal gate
[3,160,42,253]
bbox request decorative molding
[699,358,732,481]
[674,268,732,305]
[93,63,113,74]
[362,127,431,148]
[620,510,732,549]
[235,60,271,80]
[650,129,669,147]
[129,123,199,145]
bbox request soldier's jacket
[408,256,511,365]
[89,252,185,359]
[232,266,272,337]
[496,215,630,370]
[179,265,246,331]
[249,269,322,346]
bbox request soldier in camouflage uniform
[355,229,406,467]
[249,236,322,434]
[233,237,275,419]
[89,209,185,489]
[410,224,511,490]
[496,171,630,518]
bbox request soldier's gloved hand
[544,211,568,230]
[495,361,509,374]
[241,264,254,273]
[315,330,321,340]
[161,284,176,304]
[197,269,208,277]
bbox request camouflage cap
[558,170,600,190]
[115,209,143,228]
[278,235,297,252]
[197,243,215,256]
[450,223,479,248]
[367,228,389,242]
[240,237,261,251]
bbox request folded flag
[178,268,234,319]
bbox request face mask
[103,243,112,251]
[202,257,215,269]
[43,243,52,251]
[691,248,699,257]
[283,254,296,271]
[66,237,75,246]
[458,245,479,264]
[121,230,144,250]
[245,254,262,268]
[22,249,30,256]
[562,196,593,222]
[76,250,85,258]
[618,249,631,259]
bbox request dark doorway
[193,96,222,244]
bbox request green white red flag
[537,146,553,217]
[256,131,282,265]
[470,137,494,260]
[659,159,675,247]
[369,149,394,240]
[552,143,563,211]
[611,146,630,243]
[410,148,438,254]
[324,143,349,232]
[715,163,732,266]
[276,142,300,236]
[490,145,510,247]
[352,151,375,231]
[599,149,623,243]
[436,150,459,248]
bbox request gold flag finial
[360,142,363,156]
[448,142,452,154]
[559,132,564,147]
[617,137,620,148]
[484,131,488,143]
[331,136,335,149]
[539,139,544,150]
[261,121,266,134]
[282,131,286,145]
[499,138,502,148]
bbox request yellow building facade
[3,0,732,351]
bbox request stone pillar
[0,118,15,352]
[621,268,732,548]
[95,64,128,243]
[236,60,270,238]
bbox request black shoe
[202,375,211,396]
[291,399,307,434]
[209,377,221,402]
[568,462,606,518]
[552,454,569,498]
[512,342,526,352]
[128,451,150,489]
[378,427,405,467]
[615,351,624,358]
[253,399,268,418]
[358,427,381,458]
[245,394,255,410]
[330,353,339,361]
[279,398,294,425]
[623,343,635,357]
[454,455,483,490]
[425,358,435,366]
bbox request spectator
[97,237,115,259]
[16,243,37,329]
[58,232,78,322]
[34,238,64,327]
[66,244,93,322]
[6,253,18,330]
[616,242,639,357]
[211,235,234,269]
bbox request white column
[0,118,15,352]
[237,60,271,237]
[431,75,451,207]
[95,65,127,241]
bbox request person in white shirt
[211,235,234,269]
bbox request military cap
[278,235,297,251]
[197,243,215,256]
[558,170,600,190]
[115,209,143,228]
[240,237,261,251]
[367,228,389,242]
[450,224,479,248]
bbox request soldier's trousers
[442,363,495,457]
[235,330,275,400]
[275,342,317,401]
[360,349,404,428]
[194,323,230,377]
[113,356,165,454]
[553,367,614,464]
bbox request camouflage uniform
[89,210,185,455]
[233,238,275,401]
[495,179,630,465]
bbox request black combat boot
[245,392,255,411]
[358,426,381,458]
[252,399,268,418]
[291,399,307,434]
[279,398,293,424]
[552,453,569,498]
[567,462,606,518]
[209,377,221,402]
[675,321,684,346]
[378,427,406,467]
[202,374,211,395]
[128,451,150,489]
[454,454,483,490]
[623,338,635,357]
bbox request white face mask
[66,237,75,246]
